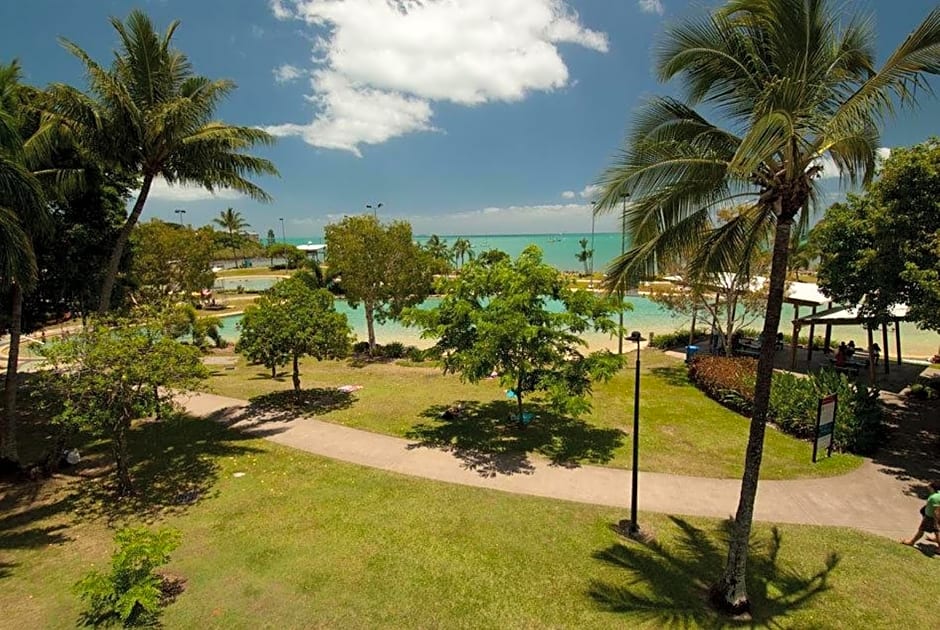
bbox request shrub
[687,355,758,414]
[649,328,708,350]
[907,382,939,400]
[383,341,407,359]
[405,346,425,362]
[75,527,181,628]
[352,341,371,354]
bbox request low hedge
[649,328,708,350]
[688,355,885,455]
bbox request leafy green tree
[236,276,351,390]
[130,220,215,304]
[213,207,249,262]
[0,60,54,467]
[325,216,435,352]
[266,228,276,248]
[404,246,621,421]
[594,0,940,612]
[575,238,594,276]
[815,139,940,333]
[44,9,278,314]
[38,315,208,495]
[163,303,224,350]
[75,526,181,628]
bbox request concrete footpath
[179,391,926,540]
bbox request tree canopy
[236,275,351,390]
[814,139,940,332]
[325,216,435,352]
[130,220,216,304]
[404,246,621,421]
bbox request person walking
[870,342,881,366]
[902,480,940,548]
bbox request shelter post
[895,322,902,365]
[789,305,800,371]
[806,305,817,362]
[824,324,832,355]
[881,322,890,374]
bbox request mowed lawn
[0,416,931,629]
[207,349,860,479]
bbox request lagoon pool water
[213,276,285,292]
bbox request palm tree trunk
[229,228,237,263]
[365,302,376,353]
[98,173,154,314]
[1,282,23,466]
[712,213,793,614]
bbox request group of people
[833,339,881,366]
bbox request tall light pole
[366,202,383,219]
[617,193,629,354]
[279,217,286,243]
[620,330,647,540]
[174,208,186,225]
[590,201,597,290]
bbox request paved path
[177,391,933,541]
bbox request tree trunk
[515,374,525,427]
[98,174,155,314]
[292,352,301,391]
[711,213,793,614]
[1,282,23,466]
[365,302,377,353]
[271,364,277,378]
[229,228,237,263]
[113,420,133,496]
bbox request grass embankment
[0,415,930,629]
[207,349,860,480]
[215,267,291,278]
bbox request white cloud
[270,0,293,20]
[638,0,664,15]
[265,0,608,155]
[814,147,892,180]
[561,190,576,199]
[143,176,243,202]
[273,64,304,83]
[579,184,602,199]
[407,202,620,234]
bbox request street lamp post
[279,217,286,243]
[617,193,629,354]
[174,208,186,225]
[620,330,647,540]
[366,202,383,219]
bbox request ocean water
[264,232,940,358]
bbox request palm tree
[452,237,473,269]
[575,238,593,276]
[425,234,449,262]
[596,0,940,613]
[0,61,52,466]
[43,10,278,314]
[214,207,249,263]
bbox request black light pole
[621,330,646,539]
[366,202,383,218]
[279,217,286,243]
[617,193,630,354]
[174,208,186,225]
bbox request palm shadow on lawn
[407,400,624,477]
[589,517,839,628]
[242,388,355,425]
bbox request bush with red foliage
[687,355,758,415]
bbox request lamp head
[628,331,645,343]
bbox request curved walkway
[177,391,933,541]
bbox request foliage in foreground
[649,328,708,350]
[75,527,181,628]
[688,356,884,454]
[37,314,208,494]
[405,245,622,421]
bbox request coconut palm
[0,61,52,466]
[452,237,473,269]
[213,207,249,263]
[43,10,278,314]
[595,0,940,613]
[575,238,593,276]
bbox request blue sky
[1,0,938,237]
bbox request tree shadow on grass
[65,413,264,524]
[588,517,839,628]
[407,400,624,477]
[650,365,695,389]
[243,388,354,424]
[0,484,73,580]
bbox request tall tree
[325,216,435,353]
[452,237,473,269]
[0,60,53,467]
[404,246,621,421]
[575,238,594,276]
[130,219,216,304]
[815,139,940,333]
[213,207,249,263]
[43,9,278,314]
[595,0,940,613]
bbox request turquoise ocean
[256,232,938,358]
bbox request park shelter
[297,242,326,261]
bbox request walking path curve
[178,391,930,540]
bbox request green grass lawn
[0,415,932,629]
[206,349,860,479]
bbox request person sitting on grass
[902,479,940,548]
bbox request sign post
[813,394,837,462]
